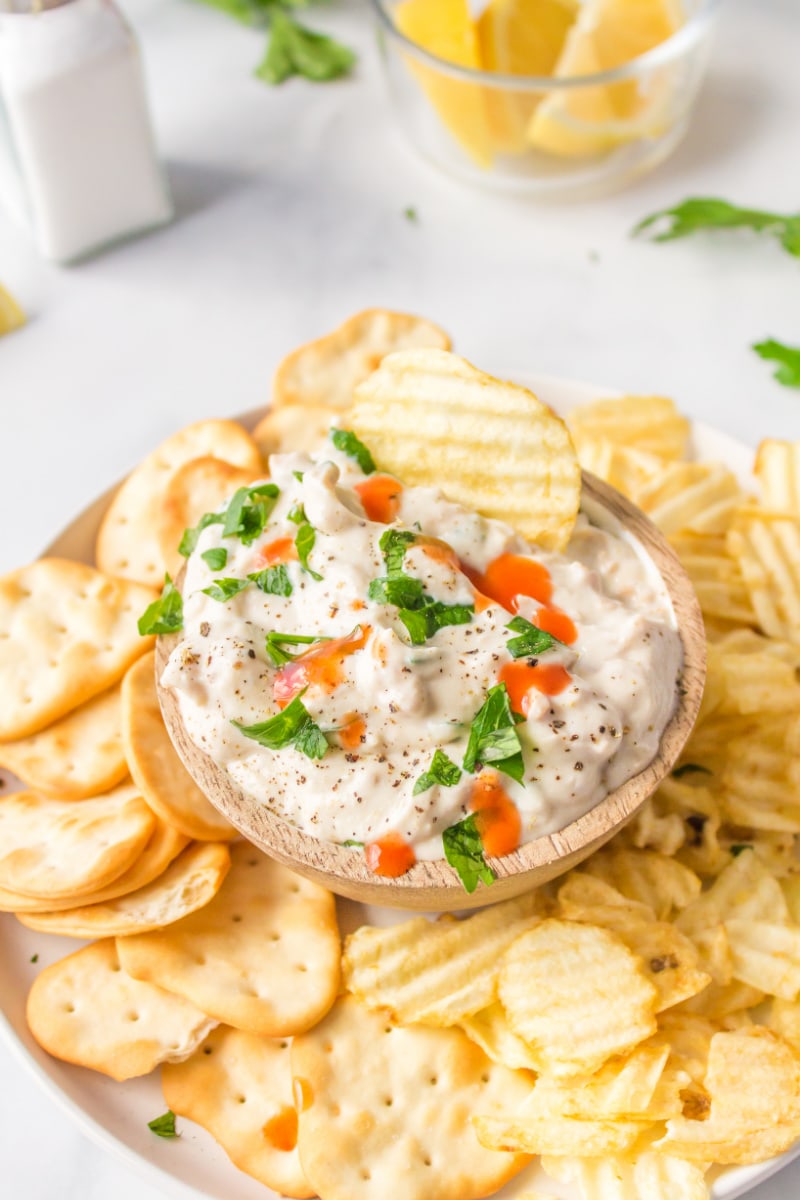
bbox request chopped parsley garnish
[671,763,712,780]
[369,528,473,645]
[148,1110,179,1138]
[256,9,356,85]
[442,814,495,894]
[505,615,564,660]
[295,519,322,580]
[331,429,376,475]
[413,749,462,796]
[287,502,307,525]
[397,600,473,646]
[730,843,753,857]
[179,511,224,557]
[379,528,416,576]
[368,575,426,609]
[222,483,280,545]
[265,630,330,667]
[462,684,525,784]
[633,197,800,258]
[293,470,305,482]
[404,206,418,224]
[248,564,293,596]
[753,338,800,389]
[342,839,364,848]
[30,954,38,963]
[201,547,228,571]
[138,574,183,636]
[233,690,328,760]
[200,577,251,602]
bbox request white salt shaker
[0,0,173,263]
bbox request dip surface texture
[162,441,682,862]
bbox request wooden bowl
[156,471,705,911]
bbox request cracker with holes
[0,819,188,913]
[0,684,127,799]
[0,558,156,741]
[273,308,451,412]
[121,651,236,841]
[0,783,156,900]
[162,1026,313,1198]
[156,456,260,576]
[17,840,230,936]
[117,842,340,1036]
[26,939,217,1081]
[291,994,533,1200]
[96,419,262,587]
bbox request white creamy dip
[162,437,682,865]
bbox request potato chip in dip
[160,430,682,886]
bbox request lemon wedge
[528,0,684,158]
[395,0,492,167]
[478,0,578,152]
[0,283,25,337]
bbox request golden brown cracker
[17,840,230,937]
[117,842,339,1036]
[26,939,217,1081]
[273,308,451,412]
[163,1026,313,1198]
[291,994,532,1200]
[0,559,156,740]
[0,783,155,900]
[96,419,262,587]
[0,684,127,799]
[121,651,236,842]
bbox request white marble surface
[1,0,800,1195]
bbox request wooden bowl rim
[156,466,706,910]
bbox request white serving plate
[1,372,797,1200]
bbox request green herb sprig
[413,749,462,796]
[633,198,800,258]
[233,690,328,759]
[462,684,525,785]
[138,575,183,636]
[193,0,355,85]
[442,815,495,894]
[752,339,800,389]
[148,1111,179,1138]
[505,615,564,660]
[330,429,376,475]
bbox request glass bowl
[370,0,720,198]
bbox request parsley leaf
[342,839,364,848]
[442,814,495,894]
[179,511,224,557]
[248,564,293,596]
[397,600,473,646]
[287,502,307,525]
[148,1110,179,1138]
[331,429,376,475]
[633,197,800,258]
[730,843,753,857]
[223,483,280,545]
[414,749,462,796]
[295,520,322,580]
[256,9,355,84]
[201,577,251,602]
[265,630,329,667]
[379,528,416,576]
[201,547,228,571]
[505,615,564,659]
[368,575,426,609]
[404,206,418,223]
[138,575,183,636]
[753,339,800,389]
[463,684,524,784]
[233,691,328,759]
[672,763,712,780]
